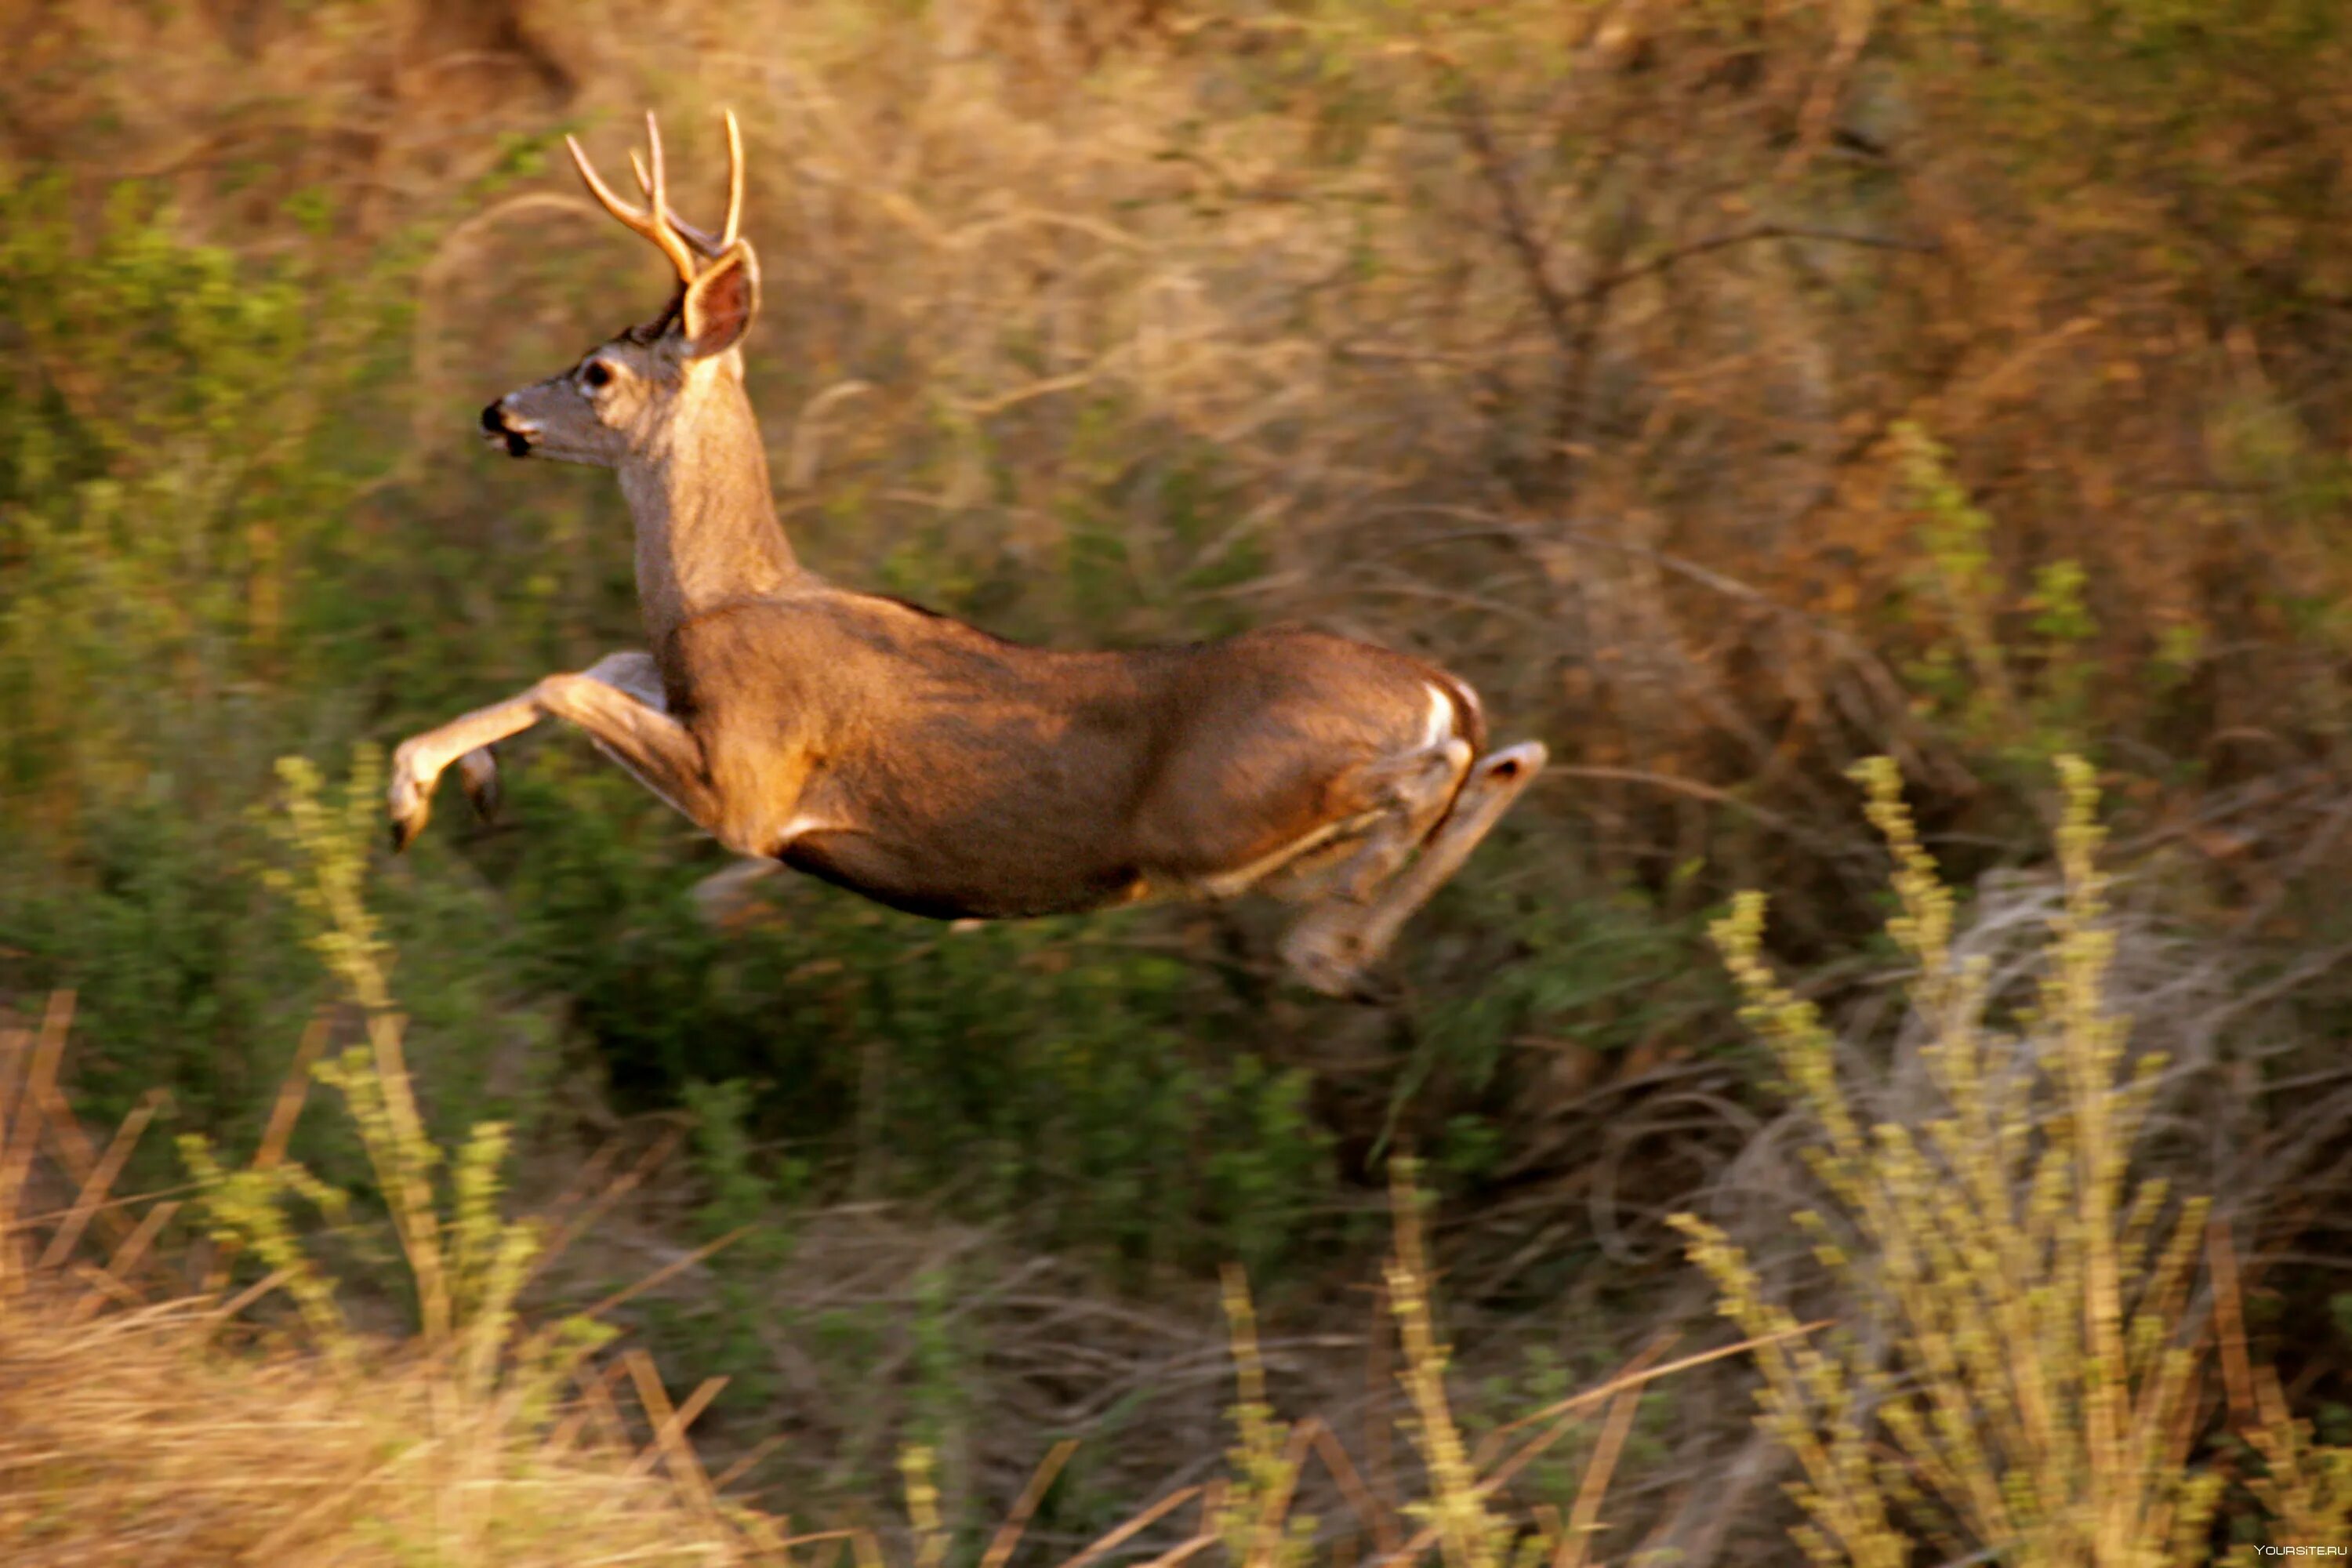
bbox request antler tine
[564,117,699,286]
[640,111,703,282]
[624,110,745,260]
[721,108,744,251]
[641,111,669,235]
[630,149,721,256]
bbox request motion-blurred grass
[5,0,2352,1558]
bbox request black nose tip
[481,399,532,458]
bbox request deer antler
[567,111,702,286]
[627,109,745,260]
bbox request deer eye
[581,360,615,391]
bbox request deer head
[481,111,760,468]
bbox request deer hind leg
[1252,739,1472,904]
[1279,741,1546,999]
[689,856,789,930]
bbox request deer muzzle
[481,399,536,459]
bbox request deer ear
[681,241,760,358]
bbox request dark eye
[582,360,614,390]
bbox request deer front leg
[387,652,717,851]
[439,652,673,829]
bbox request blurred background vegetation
[4,0,2351,1559]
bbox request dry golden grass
[2,996,1759,1567]
[0,800,782,1564]
[0,1287,759,1566]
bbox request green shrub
[1675,757,2351,1563]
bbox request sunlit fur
[398,112,1548,997]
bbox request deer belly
[775,828,1131,922]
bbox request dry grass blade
[36,1089,159,1269]
[579,1222,756,1321]
[0,1023,26,1142]
[1058,1484,1203,1568]
[0,993,71,1295]
[28,993,143,1254]
[68,1198,177,1322]
[2,1179,206,1236]
[198,1012,333,1293]
[1134,1532,1221,1568]
[2210,1221,2256,1427]
[710,1432,791,1496]
[982,1436,1081,1568]
[256,1011,332,1174]
[622,1349,726,1523]
[212,1263,297,1321]
[1483,1325,1824,1444]
[1308,1421,1393,1552]
[1245,1418,1323,1568]
[561,1355,637,1457]
[66,1256,146,1313]
[1553,1379,1646,1568]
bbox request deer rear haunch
[387,111,1547,999]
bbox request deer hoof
[1280,913,1374,1000]
[389,809,424,855]
[458,746,502,824]
[387,742,435,853]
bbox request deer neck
[620,365,800,648]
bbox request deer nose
[481,399,534,458]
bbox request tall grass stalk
[1675,757,2245,1563]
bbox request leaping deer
[388,111,1545,997]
